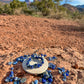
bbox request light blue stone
[13,61,18,65]
[20,78,26,83]
[8,62,12,65]
[58,70,62,74]
[34,80,38,84]
[42,78,46,83]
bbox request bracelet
[26,56,44,69]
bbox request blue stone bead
[58,70,62,74]
[14,81,17,84]
[66,70,69,73]
[24,55,27,57]
[24,57,27,59]
[28,58,31,61]
[41,54,43,56]
[13,61,18,65]
[61,67,65,72]
[42,78,46,83]
[48,78,53,82]
[52,65,56,69]
[8,62,12,65]
[31,54,34,58]
[48,57,52,61]
[57,67,62,71]
[34,80,38,84]
[62,72,66,76]
[30,65,34,69]
[37,64,41,68]
[20,78,27,83]
[44,54,47,57]
[13,77,18,81]
[66,72,69,76]
[47,70,51,73]
[20,59,24,63]
[20,56,24,59]
[9,78,13,82]
[10,67,14,70]
[52,56,57,60]
[63,76,66,81]
[5,77,10,82]
[16,58,20,61]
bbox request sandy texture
[0,15,84,84]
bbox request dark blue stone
[28,58,31,61]
[16,58,20,61]
[10,67,14,70]
[63,76,66,81]
[24,55,27,57]
[62,72,66,76]
[66,70,69,73]
[47,70,51,73]
[20,56,24,59]
[66,72,69,76]
[30,65,34,69]
[52,65,56,69]
[20,59,24,63]
[57,67,62,71]
[13,77,18,81]
[44,54,47,57]
[13,61,18,65]
[52,56,57,60]
[41,54,43,56]
[42,78,46,83]
[61,67,65,72]
[31,54,34,58]
[48,78,53,82]
[9,78,13,82]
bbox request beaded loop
[26,56,44,69]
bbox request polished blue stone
[16,58,20,61]
[61,67,65,72]
[31,54,34,58]
[20,78,27,83]
[47,70,51,73]
[10,67,14,70]
[5,77,10,82]
[14,77,18,81]
[8,62,12,65]
[9,78,13,82]
[62,72,66,76]
[52,56,57,60]
[63,76,66,81]
[44,54,47,57]
[66,72,69,76]
[10,71,14,77]
[42,78,46,83]
[34,80,38,84]
[41,54,43,56]
[14,81,17,84]
[30,65,34,69]
[48,57,52,61]
[48,78,53,82]
[66,70,69,73]
[58,70,62,74]
[57,67,62,71]
[28,58,31,61]
[13,61,18,65]
[52,65,56,69]
[24,55,28,57]
[20,59,24,63]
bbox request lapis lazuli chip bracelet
[26,56,44,69]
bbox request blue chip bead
[52,65,56,69]
[31,54,34,58]
[61,67,65,72]
[16,58,20,61]
[42,78,47,83]
[41,54,43,56]
[14,77,18,81]
[20,78,27,83]
[9,78,13,82]
[62,72,66,76]
[20,56,24,59]
[57,67,62,71]
[66,72,69,76]
[52,56,57,60]
[30,65,34,69]
[20,59,24,63]
[14,81,17,84]
[66,70,69,73]
[28,58,31,61]
[63,76,66,81]
[58,70,62,74]
[5,77,10,82]
[47,70,51,73]
[48,57,52,61]
[24,55,28,57]
[8,62,12,65]
[13,61,18,65]
[34,80,38,84]
[10,67,14,70]
[48,78,53,82]
[44,54,47,57]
